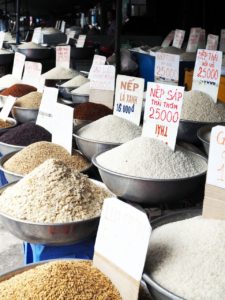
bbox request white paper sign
[56,46,71,69]
[94,198,151,300]
[219,29,225,52]
[66,30,76,44]
[186,27,201,52]
[22,61,42,88]
[76,35,86,48]
[142,82,184,150]
[206,34,219,50]
[36,87,58,133]
[52,103,73,154]
[32,27,43,44]
[12,52,26,80]
[172,29,185,49]
[198,29,206,49]
[60,21,66,33]
[113,75,144,125]
[192,49,222,102]
[155,53,180,85]
[88,55,106,79]
[0,96,16,121]
[90,65,115,91]
[161,30,175,48]
[0,31,5,49]
[207,126,225,189]
[55,20,60,29]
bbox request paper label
[172,29,185,49]
[219,29,225,52]
[0,96,16,121]
[90,65,115,91]
[22,61,42,88]
[12,52,26,80]
[142,82,184,150]
[198,29,206,49]
[51,103,73,154]
[0,31,5,49]
[60,21,66,33]
[55,20,60,29]
[206,34,219,50]
[161,30,175,48]
[56,46,71,69]
[186,27,201,52]
[76,35,86,48]
[113,75,144,125]
[32,27,43,44]
[89,55,106,79]
[207,126,225,189]
[66,30,76,44]
[94,198,151,282]
[192,49,222,102]
[155,53,180,85]
[36,87,58,133]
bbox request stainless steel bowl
[92,153,207,205]
[197,125,213,155]
[0,180,106,245]
[143,209,201,300]
[71,93,89,104]
[0,151,23,183]
[12,106,39,123]
[17,47,54,60]
[0,117,17,134]
[0,142,24,156]
[73,130,121,160]
[58,86,76,100]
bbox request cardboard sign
[32,27,43,44]
[56,46,71,69]
[113,75,144,125]
[161,30,175,48]
[89,65,115,91]
[60,21,66,33]
[172,29,185,49]
[0,96,16,121]
[88,55,106,79]
[0,31,5,49]
[142,82,184,150]
[206,34,219,50]
[12,52,26,80]
[203,126,225,220]
[51,103,73,154]
[186,27,201,53]
[198,29,206,49]
[192,49,222,102]
[22,61,42,88]
[76,35,86,48]
[219,29,225,52]
[155,53,180,85]
[94,198,151,300]
[36,87,58,133]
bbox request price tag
[90,65,115,91]
[60,21,66,33]
[161,30,175,48]
[94,198,151,300]
[113,75,144,125]
[12,52,26,80]
[51,103,73,154]
[186,27,201,52]
[172,29,185,49]
[76,35,86,48]
[66,30,76,44]
[206,34,219,50]
[55,20,60,29]
[142,82,184,150]
[192,49,222,102]
[198,29,206,49]
[36,87,58,133]
[32,27,43,44]
[56,46,71,69]
[22,61,42,88]
[219,29,225,52]
[88,55,106,79]
[203,126,225,220]
[155,53,180,85]
[0,96,16,121]
[0,31,5,49]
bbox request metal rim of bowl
[0,117,17,129]
[13,106,39,111]
[179,119,224,125]
[92,150,208,183]
[0,141,25,150]
[197,125,212,146]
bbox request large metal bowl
[143,209,201,300]
[0,117,17,134]
[0,52,14,65]
[0,180,106,245]
[197,125,213,156]
[12,106,39,123]
[44,79,68,88]
[17,48,54,60]
[92,153,207,205]
[0,142,24,156]
[71,93,89,104]
[58,86,74,100]
[73,130,121,160]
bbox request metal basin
[142,209,201,300]
[44,79,68,88]
[12,106,39,123]
[70,47,95,59]
[92,153,207,205]
[0,117,17,134]
[58,86,74,100]
[0,180,106,245]
[0,52,14,65]
[197,125,213,156]
[17,48,54,60]
[0,142,24,156]
[71,93,89,104]
[73,130,121,160]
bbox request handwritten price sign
[142,82,184,150]
[155,53,180,85]
[56,46,71,68]
[23,61,42,88]
[161,30,175,48]
[172,29,185,49]
[206,34,219,51]
[90,65,115,91]
[186,27,201,53]
[12,52,26,80]
[192,49,222,102]
[219,29,225,52]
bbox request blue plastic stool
[23,238,95,264]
